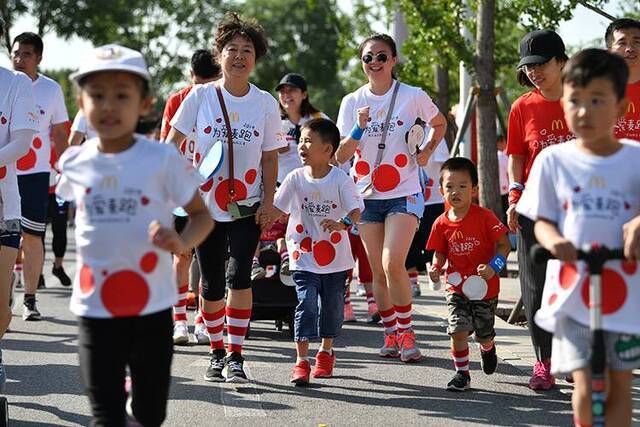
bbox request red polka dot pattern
[581,268,627,315]
[79,264,95,294]
[559,263,578,290]
[245,169,257,185]
[101,271,150,317]
[214,179,247,211]
[394,154,408,168]
[372,164,400,192]
[313,240,336,266]
[139,252,158,273]
[330,232,342,244]
[17,149,37,171]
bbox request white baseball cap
[70,44,151,82]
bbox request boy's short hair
[605,18,640,48]
[301,118,340,155]
[439,157,478,187]
[12,32,43,55]
[191,49,220,79]
[562,48,629,100]
[0,17,5,38]
[214,13,268,61]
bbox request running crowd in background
[1,11,640,427]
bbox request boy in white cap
[59,44,213,425]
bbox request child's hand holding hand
[149,220,188,254]
[428,264,441,283]
[320,218,345,232]
[548,237,577,263]
[477,264,496,280]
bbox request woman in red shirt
[506,30,572,390]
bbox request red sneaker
[528,360,555,390]
[291,360,311,384]
[312,350,336,378]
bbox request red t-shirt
[160,85,193,141]
[615,80,640,142]
[506,89,574,184]
[426,204,508,300]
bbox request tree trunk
[475,0,502,219]
[434,64,456,148]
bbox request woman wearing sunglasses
[506,29,572,390]
[336,34,447,362]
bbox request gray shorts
[551,316,640,376]
[446,291,497,343]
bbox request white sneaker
[173,322,189,345]
[194,322,210,344]
[355,283,366,297]
[22,298,41,321]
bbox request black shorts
[195,216,261,301]
[18,172,50,237]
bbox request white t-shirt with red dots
[71,111,98,141]
[16,74,68,176]
[517,140,640,334]
[56,137,202,318]
[337,81,439,200]
[0,67,38,220]
[420,136,448,206]
[170,82,286,222]
[274,166,363,274]
[278,112,329,183]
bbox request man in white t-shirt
[12,32,69,320]
[68,111,97,146]
[0,16,38,389]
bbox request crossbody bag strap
[373,80,401,168]
[215,84,236,199]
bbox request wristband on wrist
[340,216,353,228]
[488,254,507,273]
[509,182,525,192]
[350,124,365,141]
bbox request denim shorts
[292,270,348,342]
[0,219,21,249]
[360,193,425,224]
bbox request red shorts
[349,232,372,284]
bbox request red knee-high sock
[379,307,398,335]
[226,306,251,354]
[202,307,225,351]
[173,285,189,322]
[394,304,412,333]
[365,292,376,309]
[452,347,470,375]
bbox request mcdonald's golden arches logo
[376,109,386,120]
[551,120,564,131]
[628,102,636,114]
[100,175,119,190]
[588,176,605,189]
[450,230,464,240]
[230,112,240,122]
[310,191,321,201]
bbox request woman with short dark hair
[167,13,286,383]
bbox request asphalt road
[3,232,574,426]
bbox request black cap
[276,73,307,92]
[517,30,566,68]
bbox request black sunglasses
[361,53,388,64]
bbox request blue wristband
[350,124,365,141]
[488,254,507,273]
[509,182,525,192]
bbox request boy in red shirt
[427,157,510,391]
